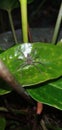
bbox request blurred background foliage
[0,0,61,33]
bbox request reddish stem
[36,102,43,114]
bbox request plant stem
[0,60,34,105]
[52,3,62,44]
[19,0,28,43]
[8,10,18,44]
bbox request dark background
[0,0,62,33]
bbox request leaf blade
[26,77,62,110]
[0,43,62,87]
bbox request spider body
[25,53,33,65]
[17,52,45,73]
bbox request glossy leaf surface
[57,40,62,46]
[27,77,62,110]
[0,0,19,11]
[0,43,62,88]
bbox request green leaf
[26,77,62,110]
[0,79,12,95]
[0,89,11,95]
[57,40,62,46]
[0,0,19,11]
[0,117,6,130]
[0,47,4,53]
[0,43,62,87]
[0,0,33,11]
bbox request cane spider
[17,51,45,73]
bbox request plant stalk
[19,0,28,43]
[8,10,18,44]
[0,60,34,105]
[52,3,62,44]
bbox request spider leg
[17,62,28,77]
[17,62,28,72]
[20,51,26,59]
[35,61,45,66]
[17,51,26,61]
[30,55,45,67]
[32,62,42,73]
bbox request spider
[17,51,45,73]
